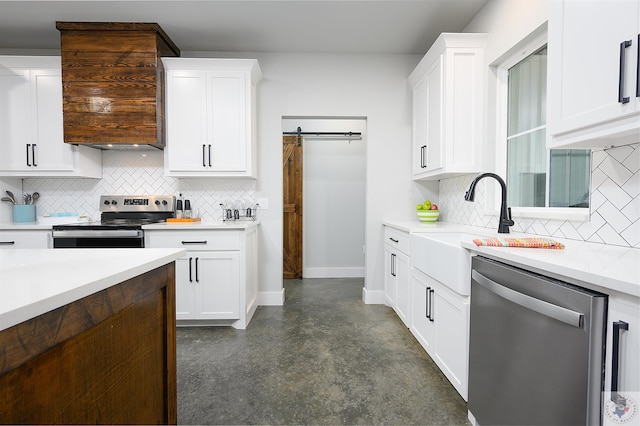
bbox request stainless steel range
[52,195,175,248]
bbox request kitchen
[1,0,639,424]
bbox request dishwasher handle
[472,270,584,328]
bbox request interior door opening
[282,117,366,281]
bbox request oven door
[52,230,145,248]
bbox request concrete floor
[176,278,469,425]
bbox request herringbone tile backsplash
[23,151,256,222]
[440,143,640,248]
[23,144,640,247]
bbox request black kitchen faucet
[464,173,514,234]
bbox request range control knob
[111,200,117,205]
[155,200,161,205]
[103,200,110,205]
[162,200,168,205]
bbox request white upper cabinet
[0,56,101,178]
[408,33,487,180]
[163,58,262,178]
[548,0,640,149]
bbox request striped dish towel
[472,237,565,250]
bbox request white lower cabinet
[145,226,258,329]
[175,251,240,320]
[0,229,51,249]
[383,226,410,326]
[410,267,469,401]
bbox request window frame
[491,30,589,222]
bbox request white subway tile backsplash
[439,143,640,248]
[22,150,256,222]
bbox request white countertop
[0,248,186,331]
[0,220,260,231]
[384,220,640,298]
[143,220,260,230]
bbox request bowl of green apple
[416,200,439,222]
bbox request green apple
[416,204,423,210]
[423,200,431,210]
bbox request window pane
[508,46,547,137]
[505,43,590,210]
[507,128,547,207]
[549,150,591,207]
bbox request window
[499,40,590,218]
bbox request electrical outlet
[257,198,268,209]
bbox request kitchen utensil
[5,190,16,204]
[23,193,32,205]
[1,196,15,205]
[32,192,39,204]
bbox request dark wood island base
[0,263,177,424]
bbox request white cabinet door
[395,251,410,326]
[196,251,240,319]
[164,58,260,178]
[410,267,469,401]
[0,57,101,177]
[410,269,435,354]
[432,281,469,400]
[175,255,197,319]
[409,33,486,180]
[0,68,31,170]
[0,230,51,249]
[165,70,208,173]
[384,245,397,308]
[175,251,240,320]
[207,71,247,172]
[31,70,74,171]
[604,293,640,425]
[548,0,640,148]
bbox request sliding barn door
[283,135,302,279]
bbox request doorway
[282,118,366,280]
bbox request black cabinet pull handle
[611,320,629,402]
[181,240,207,245]
[26,144,31,166]
[31,144,37,166]
[208,144,212,167]
[195,257,200,283]
[188,257,193,282]
[389,237,399,243]
[426,286,431,319]
[0,241,16,245]
[619,40,632,104]
[429,289,435,322]
[420,145,427,168]
[390,253,396,277]
[636,34,640,98]
[202,144,206,167]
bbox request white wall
[283,118,366,278]
[188,51,431,303]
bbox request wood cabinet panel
[0,263,177,424]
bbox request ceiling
[0,0,489,55]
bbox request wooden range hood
[56,22,180,149]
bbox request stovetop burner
[53,195,176,231]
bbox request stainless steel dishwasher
[468,256,607,425]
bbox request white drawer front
[384,227,409,255]
[146,230,240,251]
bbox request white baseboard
[303,267,365,278]
[258,289,285,306]
[362,288,386,304]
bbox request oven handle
[472,270,584,328]
[52,230,144,238]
